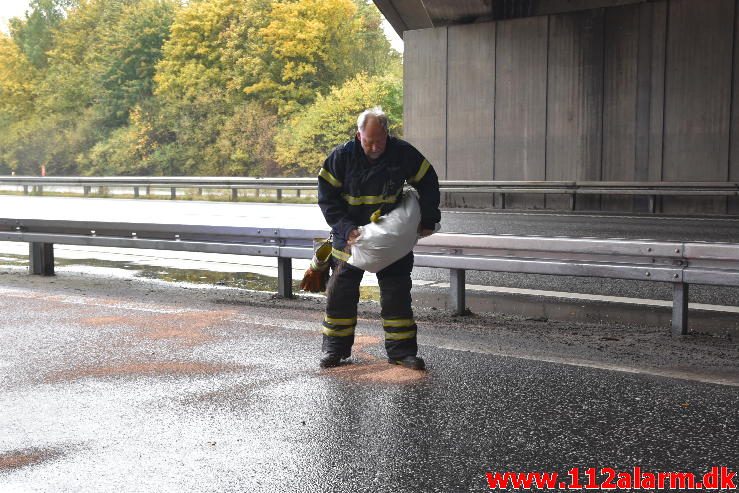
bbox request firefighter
[317,107,441,370]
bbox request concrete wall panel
[546,9,605,209]
[730,0,739,214]
[446,23,496,209]
[646,1,668,182]
[494,16,549,209]
[662,0,734,213]
[602,4,640,211]
[447,23,495,181]
[403,0,739,214]
[404,27,448,179]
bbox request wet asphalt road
[1,272,737,492]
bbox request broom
[300,238,332,292]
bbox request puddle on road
[0,255,381,300]
[0,447,66,473]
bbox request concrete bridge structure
[374,0,739,214]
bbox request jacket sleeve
[406,148,441,230]
[317,148,356,240]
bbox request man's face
[357,118,388,161]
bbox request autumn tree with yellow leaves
[0,0,402,177]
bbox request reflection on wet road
[0,280,736,492]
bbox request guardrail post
[29,242,55,276]
[500,193,506,210]
[255,188,260,198]
[569,193,576,211]
[145,186,151,196]
[170,187,176,200]
[231,189,238,201]
[197,187,203,196]
[649,195,656,213]
[83,186,90,196]
[296,189,301,198]
[276,189,283,202]
[277,257,292,298]
[133,186,139,198]
[450,268,466,315]
[38,185,43,195]
[671,283,689,336]
[23,185,28,195]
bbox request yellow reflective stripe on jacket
[341,193,399,206]
[382,318,416,328]
[319,168,342,188]
[324,315,357,326]
[410,159,431,184]
[331,247,351,262]
[384,329,417,341]
[322,326,355,337]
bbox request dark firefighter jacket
[318,136,441,255]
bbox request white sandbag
[348,189,422,273]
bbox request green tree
[274,71,402,175]
[0,0,402,177]
[96,0,178,126]
[154,0,257,104]
[17,0,178,175]
[0,34,38,126]
[244,0,399,115]
[8,0,75,69]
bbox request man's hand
[418,225,435,238]
[347,228,361,246]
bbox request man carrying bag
[312,107,441,370]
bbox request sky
[0,0,403,51]
[0,0,31,34]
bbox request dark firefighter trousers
[322,252,417,359]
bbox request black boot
[319,352,351,368]
[388,355,426,370]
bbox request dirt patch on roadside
[79,310,236,347]
[0,447,65,473]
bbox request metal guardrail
[2,176,738,211]
[2,215,738,336]
[0,176,318,201]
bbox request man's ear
[356,131,361,140]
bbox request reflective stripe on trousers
[322,252,417,359]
